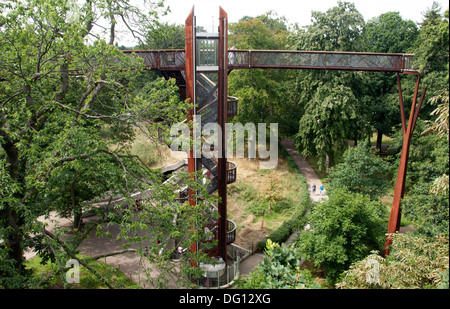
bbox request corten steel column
[185,7,198,261]
[384,74,427,255]
[217,7,228,263]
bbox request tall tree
[297,187,387,285]
[363,12,418,151]
[293,1,366,170]
[140,22,185,49]
[228,12,295,133]
[293,1,365,52]
[414,3,449,91]
[296,80,359,170]
[0,0,203,288]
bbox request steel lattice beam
[123,49,417,73]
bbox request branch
[43,229,115,289]
[118,13,145,45]
[108,5,116,45]
[42,227,68,289]
[55,101,120,120]
[92,249,137,260]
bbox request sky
[160,0,449,31]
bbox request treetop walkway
[124,6,424,261]
[122,49,418,74]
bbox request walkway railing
[228,50,416,73]
[226,161,237,184]
[227,96,238,117]
[123,49,418,73]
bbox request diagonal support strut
[384,74,427,255]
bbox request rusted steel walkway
[123,49,417,73]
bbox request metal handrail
[227,161,237,184]
[122,49,418,73]
[227,96,238,117]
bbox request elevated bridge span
[123,49,417,74]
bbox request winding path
[280,138,328,246]
[280,138,328,203]
[239,138,328,273]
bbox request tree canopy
[0,0,209,288]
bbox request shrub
[296,187,387,285]
[337,234,449,289]
[328,142,391,200]
[239,239,320,289]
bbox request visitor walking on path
[280,138,328,202]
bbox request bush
[337,234,449,289]
[257,199,311,250]
[239,239,320,289]
[328,142,391,200]
[296,187,387,285]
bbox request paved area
[238,253,266,276]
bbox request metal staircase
[160,71,237,257]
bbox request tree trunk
[1,141,26,281]
[71,182,84,230]
[5,206,24,273]
[74,207,83,230]
[376,130,383,152]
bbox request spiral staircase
[161,70,238,258]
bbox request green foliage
[297,187,387,284]
[239,239,320,289]
[291,2,373,169]
[400,134,449,239]
[257,198,311,250]
[228,12,297,134]
[141,22,185,49]
[363,12,418,149]
[328,142,391,200]
[229,11,289,50]
[413,4,449,87]
[292,1,365,52]
[295,81,358,171]
[0,0,195,288]
[365,12,418,54]
[115,171,221,288]
[403,182,449,238]
[337,234,449,289]
[25,254,141,289]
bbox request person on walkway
[312,184,316,194]
[320,185,324,195]
[229,46,236,64]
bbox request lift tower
[185,7,229,263]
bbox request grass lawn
[227,154,308,249]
